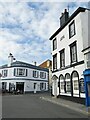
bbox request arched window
[52,75,58,96]
[59,74,65,93]
[65,73,70,79]
[80,78,85,93]
[52,75,58,81]
[71,71,79,95]
[72,71,78,78]
[65,73,71,93]
[60,74,64,80]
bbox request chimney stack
[34,61,37,66]
[8,53,14,67]
[60,9,69,27]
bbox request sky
[0,1,88,66]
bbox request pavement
[40,94,90,117]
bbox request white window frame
[70,41,77,64]
[60,49,65,68]
[14,68,27,77]
[40,83,46,90]
[53,54,57,70]
[60,80,64,93]
[69,20,76,38]
[66,79,71,93]
[40,72,46,79]
[73,78,79,95]
[71,45,77,62]
[53,38,57,51]
[2,69,8,77]
[33,71,39,78]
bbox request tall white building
[0,53,49,93]
[49,7,90,104]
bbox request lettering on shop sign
[60,35,65,41]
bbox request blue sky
[0,1,88,65]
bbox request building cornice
[1,78,48,82]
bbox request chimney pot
[9,53,12,56]
[34,61,37,66]
[65,9,67,12]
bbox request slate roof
[0,61,49,72]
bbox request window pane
[14,68,27,76]
[69,21,75,38]
[19,69,25,76]
[33,71,38,78]
[66,81,71,92]
[2,70,8,77]
[60,50,65,68]
[53,38,57,50]
[70,23,74,36]
[72,72,78,78]
[53,54,57,70]
[74,80,79,90]
[60,75,64,80]
[61,82,64,90]
[65,74,70,79]
[40,72,46,79]
[40,83,46,90]
[70,43,77,63]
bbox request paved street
[2,93,88,118]
[0,95,2,120]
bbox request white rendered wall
[51,10,88,97]
[0,66,48,92]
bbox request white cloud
[0,2,88,65]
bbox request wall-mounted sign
[60,35,65,41]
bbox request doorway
[34,83,37,93]
[2,82,7,93]
[16,82,24,93]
